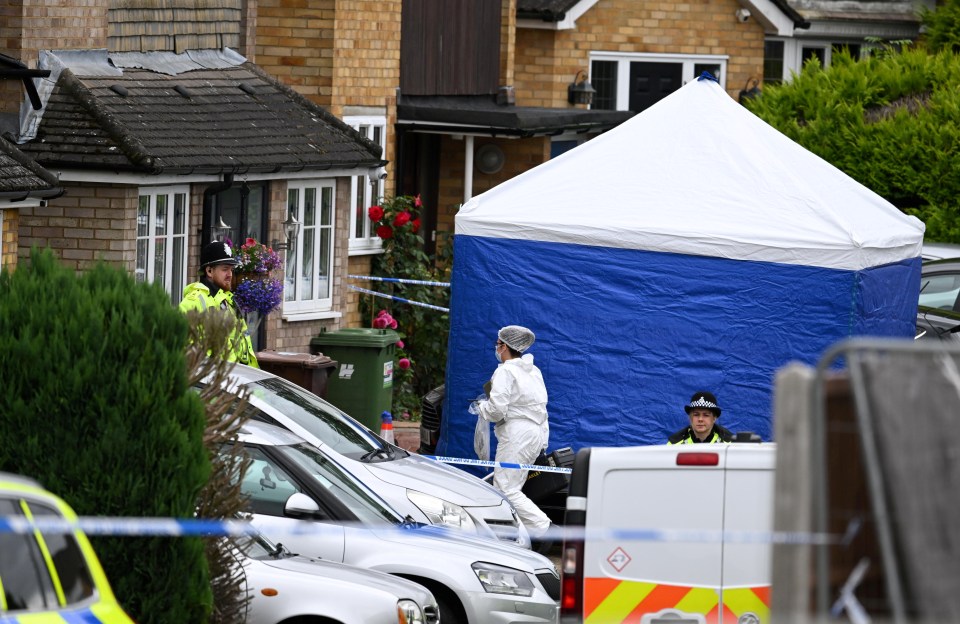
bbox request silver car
[231,420,560,624]
[240,531,439,624]
[217,364,530,548]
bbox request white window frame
[283,179,337,318]
[345,115,387,256]
[136,185,189,304]
[766,37,867,83]
[590,51,728,111]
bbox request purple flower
[233,277,284,315]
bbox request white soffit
[740,0,797,36]
[517,0,600,30]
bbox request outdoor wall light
[738,77,761,104]
[213,215,233,242]
[272,212,302,252]
[567,70,596,106]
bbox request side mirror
[285,492,322,519]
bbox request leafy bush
[921,0,960,53]
[362,196,451,416]
[185,309,254,623]
[745,45,960,241]
[0,248,212,623]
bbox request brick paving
[393,421,421,453]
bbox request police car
[0,473,134,623]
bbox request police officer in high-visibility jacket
[179,240,259,368]
[668,390,732,444]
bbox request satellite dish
[475,144,505,174]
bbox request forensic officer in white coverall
[476,325,552,546]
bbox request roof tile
[21,58,382,175]
[0,137,60,196]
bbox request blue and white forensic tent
[437,76,925,459]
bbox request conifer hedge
[0,249,212,623]
[745,46,960,241]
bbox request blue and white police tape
[423,455,573,474]
[349,274,450,288]
[0,516,258,537]
[347,284,450,313]
[0,515,860,546]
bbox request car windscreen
[278,443,401,526]
[245,378,383,456]
[238,532,279,560]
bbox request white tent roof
[456,78,924,271]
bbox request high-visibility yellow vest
[179,281,259,368]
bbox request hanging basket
[232,271,262,291]
[232,273,284,316]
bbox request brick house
[256,0,929,269]
[0,136,61,270]
[250,0,403,326]
[395,0,813,249]
[0,55,62,271]
[1,0,385,353]
[250,0,812,270]
[764,0,937,84]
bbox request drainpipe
[463,135,474,204]
[202,173,234,247]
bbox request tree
[745,44,960,241]
[184,308,254,624]
[0,248,212,623]
[921,0,960,54]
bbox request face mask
[495,345,503,363]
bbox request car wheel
[437,595,465,624]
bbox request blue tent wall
[437,235,920,462]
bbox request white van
[559,443,775,624]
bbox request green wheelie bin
[310,327,399,432]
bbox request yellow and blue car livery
[0,473,134,624]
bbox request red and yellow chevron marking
[583,578,769,624]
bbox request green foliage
[0,248,212,623]
[921,0,960,53]
[185,310,254,624]
[745,45,960,241]
[361,196,451,417]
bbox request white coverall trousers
[493,418,551,537]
